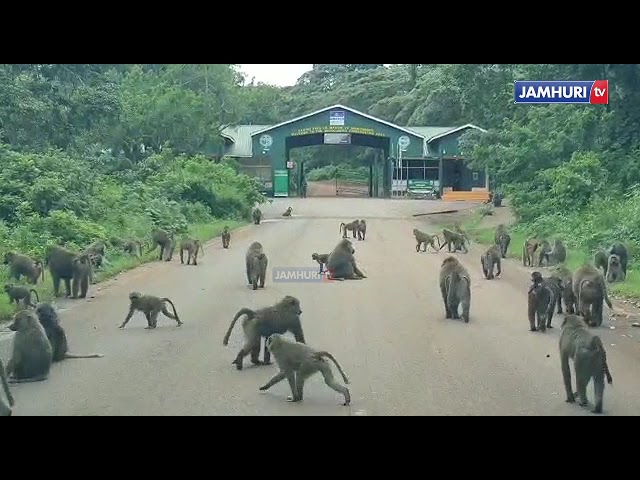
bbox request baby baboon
[245,241,268,290]
[119,292,182,330]
[311,253,329,273]
[548,239,567,265]
[6,309,53,383]
[123,240,143,257]
[71,254,92,299]
[252,208,262,225]
[551,265,576,314]
[606,254,625,283]
[522,238,539,267]
[44,246,91,298]
[340,220,360,239]
[594,250,608,277]
[609,242,628,277]
[357,219,367,241]
[221,226,231,249]
[326,238,366,280]
[150,228,174,261]
[572,264,613,327]
[439,229,468,254]
[34,303,103,362]
[259,334,350,406]
[413,229,441,253]
[439,256,471,323]
[494,224,511,259]
[282,207,293,217]
[559,314,613,414]
[0,359,14,416]
[481,245,502,280]
[223,296,305,370]
[3,252,44,284]
[4,284,39,308]
[537,240,551,267]
[180,238,204,265]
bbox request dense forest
[1,63,640,312]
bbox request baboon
[3,252,44,284]
[572,265,613,327]
[594,250,608,277]
[119,292,182,330]
[529,271,561,329]
[606,254,625,283]
[537,240,551,267]
[326,238,366,280]
[259,334,350,406]
[609,243,628,277]
[109,236,125,248]
[413,229,441,253]
[245,241,268,290]
[551,265,576,314]
[123,240,143,257]
[0,359,14,416]
[522,238,539,267]
[439,229,468,254]
[312,253,329,273]
[439,256,471,323]
[548,239,567,265]
[44,246,91,299]
[34,303,103,362]
[282,207,293,217]
[4,284,39,308]
[559,314,613,414]
[494,224,511,259]
[223,296,304,370]
[480,245,502,280]
[5,309,53,383]
[252,208,262,225]
[84,241,106,258]
[340,220,360,239]
[150,228,174,261]
[180,238,204,265]
[528,279,551,332]
[221,226,231,249]
[357,219,367,241]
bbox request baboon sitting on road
[606,254,625,283]
[6,310,53,383]
[326,238,366,280]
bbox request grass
[0,219,246,324]
[457,212,640,300]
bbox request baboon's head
[2,252,15,265]
[312,253,318,261]
[531,272,543,284]
[8,310,38,332]
[441,256,459,268]
[129,291,143,302]
[561,314,586,329]
[413,229,419,236]
[265,333,284,351]
[35,302,56,322]
[280,296,302,315]
[609,254,620,267]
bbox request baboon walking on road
[439,256,471,323]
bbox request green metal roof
[221,125,272,158]
[405,126,457,140]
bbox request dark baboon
[551,265,575,314]
[413,229,441,253]
[522,238,539,267]
[282,207,293,217]
[357,219,367,241]
[494,224,511,259]
[221,226,231,249]
[44,246,91,299]
[326,238,366,280]
[35,303,103,362]
[4,284,39,308]
[311,253,329,273]
[572,265,613,327]
[180,238,204,265]
[528,277,551,332]
[150,228,174,261]
[259,334,350,406]
[5,310,53,383]
[480,245,502,280]
[537,240,551,267]
[119,292,182,330]
[559,314,613,414]
[548,239,567,265]
[0,359,14,416]
[245,241,268,290]
[439,256,471,323]
[609,242,628,277]
[340,220,360,239]
[606,254,625,283]
[529,272,561,330]
[3,252,44,284]
[439,229,468,254]
[594,250,608,277]
[223,296,304,370]
[123,240,143,257]
[252,208,262,225]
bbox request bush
[307,164,369,182]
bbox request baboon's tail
[64,352,104,359]
[0,360,14,407]
[316,351,350,384]
[223,308,255,346]
[161,298,181,323]
[589,336,613,385]
[30,289,39,303]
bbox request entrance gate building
[220,104,489,201]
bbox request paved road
[3,197,640,416]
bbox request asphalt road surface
[3,197,640,416]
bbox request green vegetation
[306,164,370,183]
